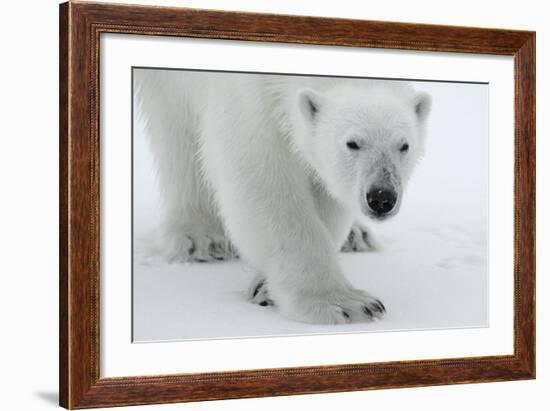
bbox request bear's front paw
[341,223,378,253]
[161,231,238,263]
[282,287,385,325]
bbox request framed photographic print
[59,1,535,408]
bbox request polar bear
[135,69,431,324]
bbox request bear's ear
[413,91,432,123]
[297,88,323,122]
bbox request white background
[0,0,546,410]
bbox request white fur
[135,70,431,324]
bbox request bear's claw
[162,231,238,263]
[341,223,378,252]
[248,276,275,307]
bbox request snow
[132,77,488,342]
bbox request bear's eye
[346,141,361,151]
[399,143,410,153]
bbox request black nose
[367,187,397,215]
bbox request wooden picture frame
[59,1,535,408]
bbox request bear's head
[292,81,431,221]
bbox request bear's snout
[366,187,398,217]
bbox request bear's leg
[202,139,385,323]
[249,190,379,311]
[341,222,379,252]
[151,144,237,262]
[137,71,237,263]
[152,154,238,263]
[151,145,237,263]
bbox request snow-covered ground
[132,76,488,342]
